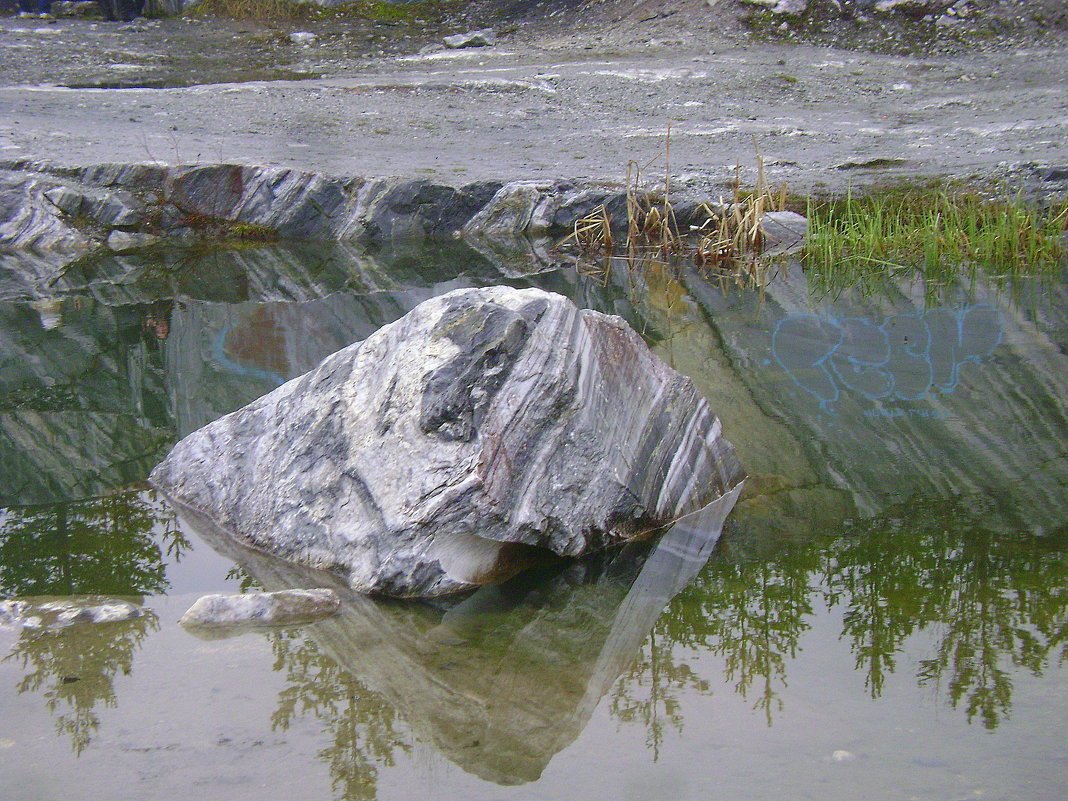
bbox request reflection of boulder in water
[176,484,741,785]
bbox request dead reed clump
[692,148,790,285]
[558,133,791,290]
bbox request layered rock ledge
[150,286,743,597]
[0,160,655,254]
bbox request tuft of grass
[188,0,458,23]
[188,0,319,22]
[803,189,1068,290]
[229,222,280,242]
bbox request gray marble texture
[150,286,742,597]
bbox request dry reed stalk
[557,132,791,291]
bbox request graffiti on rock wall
[772,304,1002,409]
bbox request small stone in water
[179,588,341,639]
[1,598,141,629]
[832,749,856,762]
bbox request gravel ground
[0,0,1066,197]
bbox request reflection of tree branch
[0,488,187,597]
[630,493,1067,731]
[610,630,708,761]
[268,629,410,801]
[4,611,159,755]
[824,496,1068,730]
[648,536,815,727]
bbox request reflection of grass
[803,189,1068,287]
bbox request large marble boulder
[150,286,742,597]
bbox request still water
[1,242,1065,800]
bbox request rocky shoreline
[0,1,1065,219]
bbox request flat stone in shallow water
[150,286,743,598]
[178,589,341,639]
[0,598,142,630]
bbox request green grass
[187,0,457,23]
[802,188,1068,291]
[189,0,319,21]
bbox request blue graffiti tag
[771,304,1002,408]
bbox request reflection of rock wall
[0,299,171,506]
[683,266,1068,534]
[1,242,640,504]
[175,488,740,785]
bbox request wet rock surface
[178,588,340,638]
[150,286,743,597]
[0,597,143,629]
[0,160,634,254]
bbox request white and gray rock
[52,1,101,17]
[0,598,142,629]
[179,588,340,638]
[761,210,808,251]
[288,31,319,46]
[741,0,809,14]
[151,286,743,598]
[106,229,159,251]
[875,0,954,16]
[443,28,497,49]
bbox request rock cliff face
[150,286,743,597]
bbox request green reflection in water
[0,489,184,754]
[662,492,1068,731]
[269,630,410,801]
[0,489,188,597]
[609,631,710,760]
[3,611,159,754]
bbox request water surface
[1,244,1065,800]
